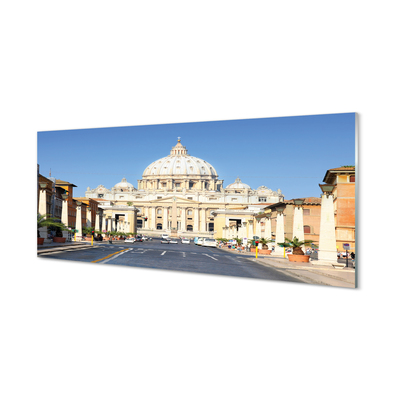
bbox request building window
[304,225,311,234]
[98,194,104,198]
[187,225,193,231]
[175,183,180,188]
[231,198,237,201]
[350,175,355,182]
[162,183,166,187]
[187,197,193,200]
[157,196,162,199]
[157,209,162,215]
[187,210,193,215]
[258,197,266,202]
[303,209,310,215]
[156,223,162,230]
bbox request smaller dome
[114,177,134,189]
[226,177,251,189]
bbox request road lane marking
[182,252,186,257]
[204,254,218,261]
[161,251,166,256]
[91,249,128,263]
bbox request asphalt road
[38,238,303,283]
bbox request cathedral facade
[85,139,284,237]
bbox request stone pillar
[274,211,285,256]
[163,207,168,231]
[315,193,338,265]
[151,207,156,230]
[293,205,305,251]
[248,221,254,240]
[181,207,186,232]
[264,216,272,240]
[222,227,226,239]
[86,207,92,227]
[255,219,262,238]
[102,213,106,232]
[95,211,100,231]
[38,185,47,216]
[61,194,69,227]
[200,208,206,232]
[76,202,82,241]
[194,208,200,232]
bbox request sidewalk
[217,247,356,288]
[37,240,98,254]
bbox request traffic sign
[343,243,350,250]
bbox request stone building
[85,139,285,237]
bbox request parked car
[197,238,204,246]
[202,238,217,247]
[135,236,143,242]
[161,233,169,239]
[181,238,190,244]
[161,239,170,244]
[124,238,135,243]
[169,239,178,244]
[142,236,149,241]
[194,237,199,245]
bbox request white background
[1,1,399,399]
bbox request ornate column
[76,202,83,241]
[274,207,285,256]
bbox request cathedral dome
[225,177,251,190]
[114,177,135,189]
[142,139,218,177]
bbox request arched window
[187,209,193,216]
[187,225,193,231]
[157,223,163,230]
[304,225,311,234]
[157,209,162,215]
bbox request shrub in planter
[278,236,314,262]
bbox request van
[194,237,199,245]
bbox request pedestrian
[351,252,355,260]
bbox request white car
[161,234,169,239]
[169,239,178,244]
[197,238,204,246]
[202,238,217,247]
[124,238,135,243]
[161,239,170,244]
[181,238,190,244]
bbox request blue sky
[37,113,356,199]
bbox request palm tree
[259,238,273,249]
[278,236,314,256]
[37,213,66,238]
